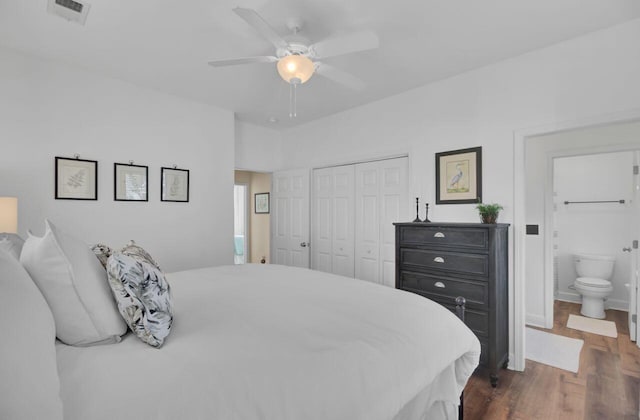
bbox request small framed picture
[161,167,189,202]
[114,163,148,201]
[255,192,270,214]
[55,156,98,200]
[435,147,482,204]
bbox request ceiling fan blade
[310,31,379,59]
[315,63,366,90]
[208,56,278,68]
[233,7,288,50]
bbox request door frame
[543,146,640,328]
[233,182,250,264]
[513,108,640,371]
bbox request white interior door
[312,168,333,272]
[379,158,408,287]
[271,169,310,268]
[332,166,355,277]
[311,166,355,277]
[632,153,639,344]
[354,157,408,284]
[355,161,381,283]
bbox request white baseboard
[556,291,628,312]
[525,314,546,329]
[556,291,581,304]
[508,352,521,372]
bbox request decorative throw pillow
[0,250,64,420]
[0,233,25,260]
[20,220,127,346]
[107,241,173,348]
[91,243,113,268]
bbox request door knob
[300,242,308,248]
[623,247,632,252]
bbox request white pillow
[20,220,127,346]
[0,250,63,420]
[0,233,25,260]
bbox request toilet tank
[574,254,615,280]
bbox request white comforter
[56,264,480,420]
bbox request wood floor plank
[464,301,639,419]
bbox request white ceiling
[1,0,639,129]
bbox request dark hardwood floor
[464,300,640,419]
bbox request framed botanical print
[161,167,189,202]
[254,192,270,214]
[114,163,148,201]
[435,147,482,204]
[55,156,98,200]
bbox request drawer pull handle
[434,281,446,288]
[433,257,445,263]
[434,232,445,238]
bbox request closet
[311,157,408,286]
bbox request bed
[2,230,480,420]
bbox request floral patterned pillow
[106,241,173,348]
[91,243,113,269]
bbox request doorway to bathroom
[234,170,272,265]
[551,151,638,331]
[524,120,640,343]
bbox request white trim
[525,314,546,329]
[513,107,640,372]
[311,153,410,170]
[543,153,555,329]
[556,292,629,312]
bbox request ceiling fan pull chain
[289,82,298,118]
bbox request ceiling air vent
[47,0,91,25]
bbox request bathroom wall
[554,151,636,309]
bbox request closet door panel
[380,158,408,287]
[312,168,333,273]
[332,166,355,277]
[355,162,380,283]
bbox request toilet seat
[575,277,612,289]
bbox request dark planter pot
[480,214,498,224]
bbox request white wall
[263,18,640,361]
[0,46,235,272]
[524,122,640,326]
[235,120,283,172]
[554,152,635,309]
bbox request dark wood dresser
[394,222,509,387]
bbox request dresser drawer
[399,270,488,308]
[400,248,489,278]
[398,226,488,250]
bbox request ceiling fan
[208,7,379,117]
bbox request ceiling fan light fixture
[277,54,314,84]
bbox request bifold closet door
[355,158,408,286]
[311,165,355,277]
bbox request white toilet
[574,254,615,319]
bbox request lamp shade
[0,197,18,233]
[277,55,315,84]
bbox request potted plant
[476,203,503,224]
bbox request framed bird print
[435,147,482,204]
